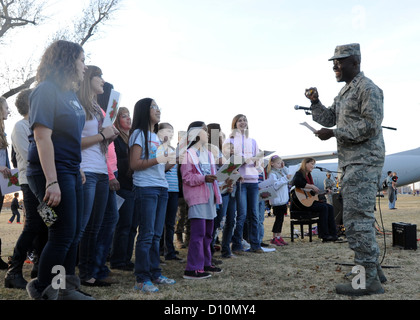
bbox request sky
[3,0,420,159]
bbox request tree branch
[2,76,35,99]
[1,0,120,99]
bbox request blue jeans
[388,187,396,209]
[258,200,265,243]
[221,192,237,257]
[232,182,261,251]
[93,172,119,280]
[27,172,83,288]
[134,186,168,283]
[78,172,109,281]
[110,187,136,268]
[163,192,179,259]
[9,208,21,223]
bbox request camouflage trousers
[340,164,382,266]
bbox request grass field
[0,194,419,302]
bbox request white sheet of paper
[300,121,317,133]
[115,194,125,210]
[258,176,276,201]
[0,168,20,195]
[103,89,121,127]
[258,185,277,201]
[216,155,244,182]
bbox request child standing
[267,155,291,246]
[181,121,223,279]
[129,98,176,292]
[9,193,22,224]
[157,122,182,261]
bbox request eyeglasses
[150,105,161,111]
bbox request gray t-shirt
[129,129,168,188]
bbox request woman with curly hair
[25,40,94,300]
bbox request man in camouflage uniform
[305,43,386,296]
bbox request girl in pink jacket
[181,121,223,279]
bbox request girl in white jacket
[267,155,291,246]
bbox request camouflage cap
[328,43,361,61]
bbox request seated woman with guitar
[291,158,339,242]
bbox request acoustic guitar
[291,187,329,208]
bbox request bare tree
[1,0,121,98]
[0,0,45,38]
[76,0,120,46]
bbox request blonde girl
[266,155,290,246]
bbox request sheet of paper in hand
[300,121,318,133]
[103,89,121,127]
[258,177,276,201]
[0,168,20,195]
[216,155,244,183]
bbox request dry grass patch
[1,195,419,301]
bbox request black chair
[289,191,319,242]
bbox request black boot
[5,257,28,289]
[5,272,27,289]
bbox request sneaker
[241,240,251,250]
[153,275,176,285]
[134,280,159,292]
[204,265,223,273]
[279,237,288,245]
[273,238,284,246]
[183,270,212,280]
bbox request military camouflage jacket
[311,72,385,168]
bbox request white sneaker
[153,275,176,285]
[241,239,251,250]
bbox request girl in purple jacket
[181,121,223,279]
